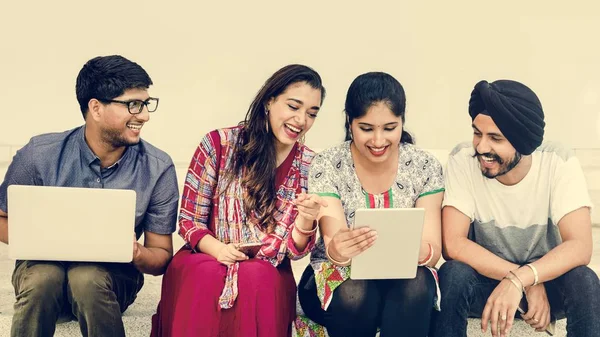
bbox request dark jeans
[431,260,600,337]
[11,260,144,337]
[298,264,436,337]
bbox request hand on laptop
[328,227,378,262]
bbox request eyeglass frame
[96,97,159,114]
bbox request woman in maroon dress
[151,64,327,337]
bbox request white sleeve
[442,153,476,222]
[550,156,593,225]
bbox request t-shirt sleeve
[0,141,38,213]
[417,151,445,198]
[442,152,476,221]
[308,152,340,199]
[143,161,180,235]
[550,155,593,225]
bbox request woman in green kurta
[295,72,444,337]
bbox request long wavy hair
[223,64,326,233]
[344,72,414,144]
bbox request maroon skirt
[151,247,297,337]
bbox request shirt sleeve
[178,131,220,250]
[550,155,593,225]
[417,151,445,198]
[0,141,38,213]
[286,147,317,260]
[442,151,476,221]
[286,221,317,260]
[308,152,340,199]
[143,162,179,235]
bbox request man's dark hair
[75,55,153,119]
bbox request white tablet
[350,208,425,280]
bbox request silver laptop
[350,208,425,280]
[8,185,136,263]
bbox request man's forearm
[513,239,592,287]
[0,216,8,244]
[133,245,171,276]
[447,237,519,280]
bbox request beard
[101,127,139,148]
[473,150,522,179]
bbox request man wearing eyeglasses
[0,55,179,337]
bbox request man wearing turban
[432,80,600,337]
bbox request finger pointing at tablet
[295,193,329,222]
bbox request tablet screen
[350,208,425,280]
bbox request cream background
[1,1,600,164]
[0,4,599,335]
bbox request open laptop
[8,185,136,263]
[350,208,425,280]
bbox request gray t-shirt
[443,142,593,264]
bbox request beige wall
[1,1,600,164]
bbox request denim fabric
[431,260,600,337]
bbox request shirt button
[96,178,101,183]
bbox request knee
[15,263,65,303]
[561,266,600,299]
[67,264,112,303]
[437,260,480,306]
[169,251,221,275]
[394,267,435,304]
[238,259,280,289]
[438,260,477,287]
[332,279,379,315]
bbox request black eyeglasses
[98,97,159,114]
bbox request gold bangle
[525,263,539,286]
[326,244,351,266]
[509,270,525,289]
[294,220,318,236]
[504,276,524,298]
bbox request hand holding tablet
[327,227,378,264]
